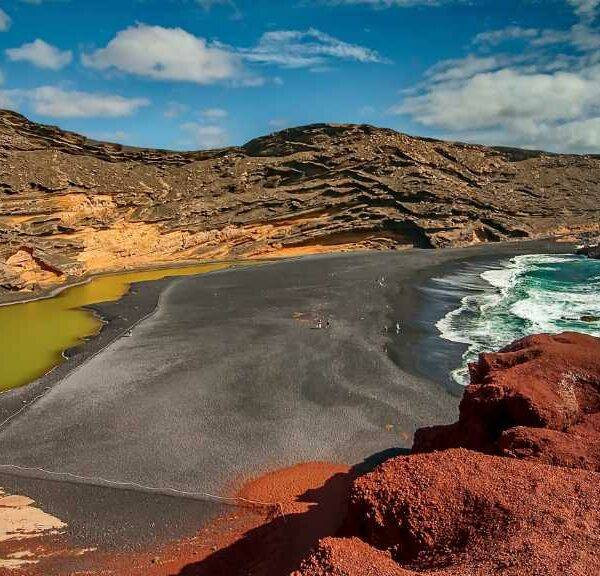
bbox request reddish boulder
[347,448,600,575]
[292,537,412,576]
[498,412,600,471]
[414,333,600,456]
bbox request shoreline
[386,240,577,394]
[0,235,580,309]
[0,240,580,574]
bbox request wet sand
[0,240,575,573]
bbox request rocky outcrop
[577,244,600,259]
[293,537,410,576]
[344,449,600,575]
[1,109,600,300]
[293,333,600,575]
[413,332,600,470]
[497,413,600,471]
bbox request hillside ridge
[1,109,599,300]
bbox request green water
[0,262,230,391]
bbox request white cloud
[567,0,600,19]
[0,8,11,31]
[526,117,600,152]
[21,86,149,117]
[477,24,600,53]
[242,28,385,68]
[181,122,229,148]
[474,27,539,47]
[164,101,189,118]
[395,68,600,131]
[425,55,520,83]
[82,24,241,84]
[6,39,72,70]
[200,107,228,119]
[533,24,600,51]
[391,0,600,153]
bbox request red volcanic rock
[498,412,600,471]
[293,333,600,576]
[347,448,600,575]
[292,537,412,576]
[414,332,600,456]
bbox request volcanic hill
[1,109,599,300]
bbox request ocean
[434,254,600,385]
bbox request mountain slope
[1,109,599,299]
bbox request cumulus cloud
[180,122,229,149]
[242,28,385,68]
[0,8,11,31]
[396,68,600,130]
[82,24,242,84]
[81,23,382,85]
[6,39,72,70]
[30,87,149,117]
[4,86,149,117]
[567,0,600,19]
[200,107,228,119]
[391,0,600,152]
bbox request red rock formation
[413,332,600,465]
[292,537,411,576]
[346,448,600,575]
[293,332,600,575]
[498,412,600,471]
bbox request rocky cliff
[1,109,599,300]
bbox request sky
[0,0,599,153]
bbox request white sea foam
[436,254,600,385]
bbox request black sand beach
[0,240,576,559]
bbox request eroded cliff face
[1,109,599,299]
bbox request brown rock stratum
[294,333,600,576]
[1,109,599,299]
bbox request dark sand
[0,241,575,559]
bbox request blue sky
[0,0,599,152]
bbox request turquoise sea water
[435,254,600,385]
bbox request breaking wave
[435,254,600,385]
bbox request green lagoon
[0,262,230,391]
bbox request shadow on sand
[174,448,409,576]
